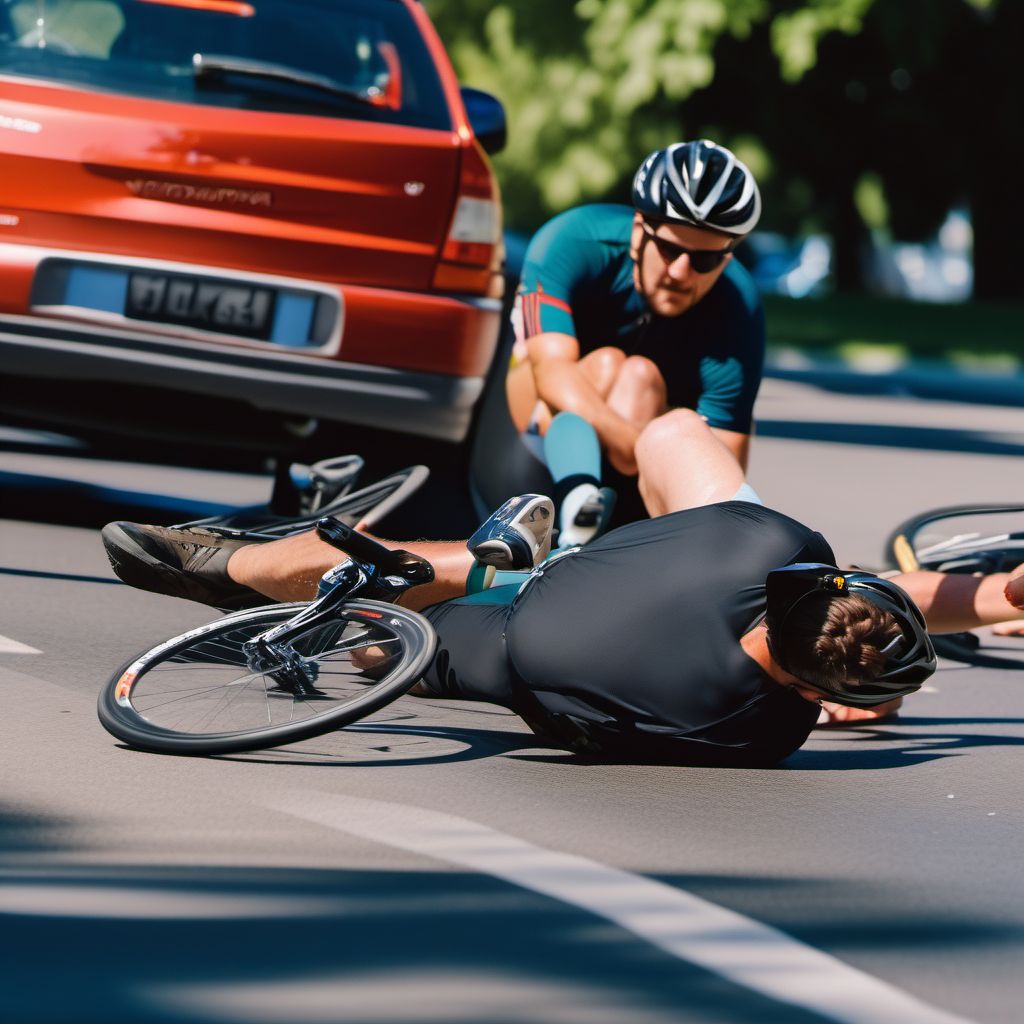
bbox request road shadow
[101,695,1024,772]
[758,419,1024,456]
[0,838,1016,1024]
[201,721,555,769]
[0,470,233,529]
[785,722,1024,771]
[0,566,121,587]
[0,857,833,1024]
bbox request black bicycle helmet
[764,563,936,707]
[632,140,761,236]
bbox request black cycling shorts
[419,586,520,705]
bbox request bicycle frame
[242,516,433,694]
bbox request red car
[0,0,506,446]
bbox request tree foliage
[427,0,765,228]
[427,0,1019,298]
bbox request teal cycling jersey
[514,203,765,433]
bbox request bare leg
[506,360,544,433]
[579,346,628,398]
[506,343,625,435]
[226,530,474,611]
[635,408,744,517]
[604,355,669,475]
[606,355,669,430]
[527,335,644,472]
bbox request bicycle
[886,503,1024,576]
[886,502,1024,660]
[98,422,614,755]
[97,517,437,756]
[179,454,430,539]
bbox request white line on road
[0,634,39,654]
[268,792,972,1024]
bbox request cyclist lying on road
[103,410,1024,767]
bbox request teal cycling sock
[465,561,495,594]
[543,411,601,483]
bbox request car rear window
[0,0,452,130]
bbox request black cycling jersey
[422,502,833,766]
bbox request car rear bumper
[0,314,485,442]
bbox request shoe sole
[559,487,615,548]
[471,539,517,568]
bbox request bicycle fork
[242,561,370,696]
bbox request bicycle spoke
[133,669,279,713]
[108,602,430,747]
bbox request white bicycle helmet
[632,140,761,236]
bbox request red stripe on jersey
[519,290,571,336]
[538,293,572,314]
[526,292,541,337]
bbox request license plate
[126,272,276,340]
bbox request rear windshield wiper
[192,53,380,108]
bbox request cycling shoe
[468,494,554,570]
[557,484,616,548]
[102,522,270,610]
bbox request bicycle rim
[886,504,1024,573]
[98,600,436,755]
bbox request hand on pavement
[816,697,903,728]
[1005,563,1024,611]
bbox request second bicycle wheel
[98,600,436,756]
[886,504,1024,573]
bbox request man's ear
[629,214,644,261]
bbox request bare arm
[818,563,1024,727]
[890,564,1024,634]
[527,332,641,473]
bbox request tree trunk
[969,2,1023,301]
[831,186,869,294]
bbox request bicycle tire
[885,503,1024,572]
[178,465,430,537]
[97,600,436,756]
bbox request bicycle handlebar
[315,516,433,584]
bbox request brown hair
[775,592,902,692]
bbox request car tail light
[433,140,500,293]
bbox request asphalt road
[1,378,1022,1024]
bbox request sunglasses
[640,221,735,273]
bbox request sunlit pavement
[1,378,1023,1024]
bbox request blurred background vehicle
[0,0,507,453]
[734,233,830,299]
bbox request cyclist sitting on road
[496,138,764,533]
[102,410,1024,767]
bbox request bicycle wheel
[885,504,1024,573]
[98,600,436,756]
[179,465,430,537]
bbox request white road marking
[0,634,39,654]
[268,792,972,1024]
